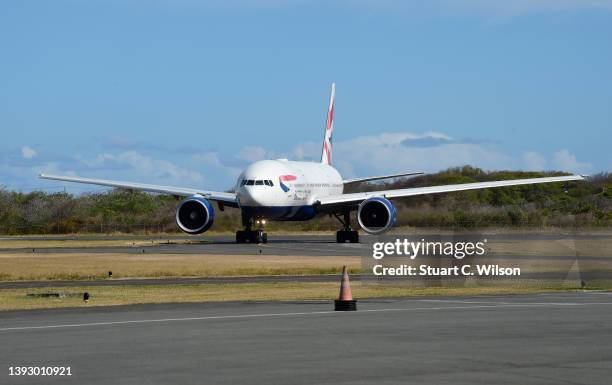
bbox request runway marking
[414,298,608,305]
[1,301,612,332]
[416,299,512,304]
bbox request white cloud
[237,146,270,163]
[522,151,547,171]
[84,150,206,185]
[21,146,37,159]
[288,141,320,161]
[284,131,456,164]
[1,132,598,193]
[552,149,592,173]
[191,152,243,180]
[230,132,482,179]
[231,132,596,179]
[330,131,515,178]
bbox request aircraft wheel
[336,230,359,243]
[253,230,266,244]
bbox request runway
[1,292,611,384]
[1,234,368,256]
[1,233,609,258]
[2,232,609,242]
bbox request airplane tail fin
[320,83,335,165]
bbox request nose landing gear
[236,218,268,244]
[334,211,359,243]
[236,230,267,243]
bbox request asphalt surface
[1,233,609,258]
[1,236,369,256]
[0,234,366,256]
[1,292,611,385]
[2,232,609,242]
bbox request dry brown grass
[0,238,193,249]
[0,282,594,311]
[1,236,610,281]
[0,253,361,281]
[374,255,612,275]
[488,239,609,257]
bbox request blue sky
[1,0,611,192]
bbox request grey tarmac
[1,292,612,385]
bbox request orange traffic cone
[334,265,357,311]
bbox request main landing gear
[334,211,359,243]
[236,216,268,244]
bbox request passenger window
[255,180,264,185]
[246,180,254,186]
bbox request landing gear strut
[236,215,268,244]
[334,211,359,243]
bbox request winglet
[320,83,335,165]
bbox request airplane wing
[318,175,584,207]
[343,172,424,185]
[38,174,238,206]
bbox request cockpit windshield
[241,179,274,187]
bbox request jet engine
[176,195,215,234]
[357,197,397,234]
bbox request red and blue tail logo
[320,83,335,165]
[279,175,297,192]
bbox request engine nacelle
[357,197,397,234]
[176,195,215,235]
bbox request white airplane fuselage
[235,159,343,220]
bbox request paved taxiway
[1,292,611,384]
[1,233,609,256]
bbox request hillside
[0,166,609,234]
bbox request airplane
[39,84,584,244]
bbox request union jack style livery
[320,83,335,166]
[279,174,297,192]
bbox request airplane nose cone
[238,187,275,207]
